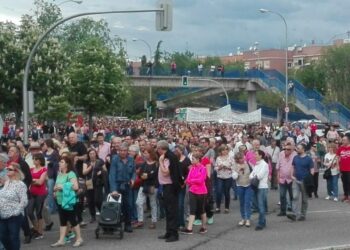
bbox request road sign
[182,76,188,86]
[285,106,289,113]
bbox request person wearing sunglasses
[0,162,28,250]
[276,142,296,216]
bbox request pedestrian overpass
[129,76,268,112]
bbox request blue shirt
[292,155,314,181]
[109,155,135,192]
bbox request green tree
[164,51,198,75]
[291,63,326,95]
[320,44,350,107]
[66,37,129,135]
[0,21,23,115]
[224,61,244,73]
[153,40,163,75]
[203,56,221,69]
[38,95,70,121]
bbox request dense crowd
[0,118,348,249]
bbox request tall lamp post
[259,8,289,123]
[132,38,153,120]
[22,5,171,144]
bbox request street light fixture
[259,8,289,123]
[132,38,153,120]
[56,0,83,6]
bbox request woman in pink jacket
[180,151,208,235]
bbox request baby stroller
[95,194,123,239]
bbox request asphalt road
[22,174,350,250]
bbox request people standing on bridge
[146,61,153,76]
[210,65,215,77]
[197,63,203,76]
[336,134,350,202]
[171,61,176,75]
[287,143,314,222]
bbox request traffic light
[148,100,157,115]
[182,76,188,86]
[156,0,173,31]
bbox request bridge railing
[133,67,349,127]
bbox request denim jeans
[47,178,57,214]
[257,188,268,227]
[215,178,232,209]
[0,214,23,250]
[129,188,139,222]
[232,180,238,199]
[327,174,339,198]
[177,187,186,227]
[136,187,157,223]
[236,186,253,220]
[120,187,131,226]
[279,182,293,214]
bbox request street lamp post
[196,78,229,106]
[22,8,166,144]
[259,8,289,123]
[132,38,153,120]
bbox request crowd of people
[0,117,349,249]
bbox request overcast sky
[1,0,350,60]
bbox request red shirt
[337,146,350,172]
[30,168,48,196]
[201,157,211,167]
[310,124,317,134]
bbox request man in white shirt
[266,139,280,189]
[296,130,309,145]
[234,135,252,154]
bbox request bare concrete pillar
[248,91,257,112]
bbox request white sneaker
[325,196,330,200]
[96,212,100,216]
[334,197,338,202]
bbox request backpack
[62,180,76,211]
